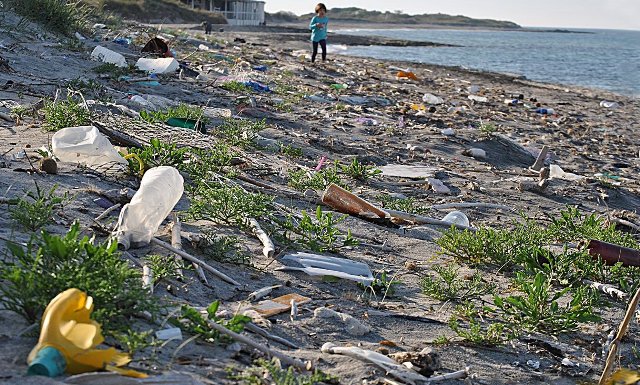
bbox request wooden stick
[431,202,515,212]
[599,286,640,384]
[95,203,121,222]
[610,217,640,232]
[249,218,275,258]
[584,280,626,299]
[206,321,308,370]
[0,112,13,122]
[150,237,240,286]
[530,145,549,171]
[427,367,470,382]
[244,322,299,349]
[386,209,476,232]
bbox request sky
[264,0,640,31]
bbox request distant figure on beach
[202,20,212,35]
[309,3,328,63]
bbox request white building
[181,0,265,26]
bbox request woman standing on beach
[309,3,328,63]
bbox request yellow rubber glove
[27,288,146,378]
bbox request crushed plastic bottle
[441,211,470,227]
[447,106,467,114]
[113,166,184,249]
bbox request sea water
[335,28,640,97]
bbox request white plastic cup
[441,211,470,227]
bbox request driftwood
[170,214,193,282]
[94,203,121,222]
[530,145,549,171]
[599,286,640,384]
[150,237,240,286]
[206,321,309,370]
[92,120,144,148]
[244,322,299,349]
[248,218,275,258]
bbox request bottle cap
[27,346,67,377]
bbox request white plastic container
[113,166,184,249]
[441,211,470,227]
[135,57,180,74]
[90,46,127,68]
[51,126,127,169]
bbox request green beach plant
[42,96,91,132]
[9,183,71,231]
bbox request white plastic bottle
[113,166,184,249]
[441,211,470,227]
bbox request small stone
[40,157,58,174]
[404,261,417,271]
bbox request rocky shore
[1,12,640,385]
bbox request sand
[1,11,640,385]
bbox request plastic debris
[422,93,444,105]
[113,166,184,250]
[396,70,418,81]
[441,211,470,227]
[91,46,127,68]
[135,57,179,74]
[27,288,145,377]
[250,293,311,317]
[279,252,375,286]
[314,307,370,336]
[549,164,585,181]
[52,126,128,169]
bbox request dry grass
[82,0,226,23]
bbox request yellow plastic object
[123,153,145,177]
[27,288,147,378]
[606,368,640,385]
[410,104,426,111]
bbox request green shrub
[0,223,156,333]
[7,0,91,36]
[43,96,90,132]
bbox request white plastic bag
[52,126,127,169]
[113,166,184,249]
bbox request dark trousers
[312,39,327,62]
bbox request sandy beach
[1,11,640,385]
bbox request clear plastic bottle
[113,166,184,249]
[441,211,470,227]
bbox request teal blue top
[309,16,329,42]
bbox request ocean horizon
[332,27,640,98]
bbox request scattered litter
[141,37,170,57]
[468,95,488,103]
[28,289,145,377]
[462,148,486,160]
[251,293,311,317]
[441,211,470,227]
[313,307,370,336]
[113,166,184,250]
[441,127,456,136]
[91,46,127,68]
[378,164,437,179]
[427,178,452,194]
[396,70,418,81]
[600,100,619,108]
[588,239,640,267]
[279,252,374,286]
[322,183,389,221]
[549,164,585,181]
[135,57,180,74]
[52,126,127,169]
[422,93,444,105]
